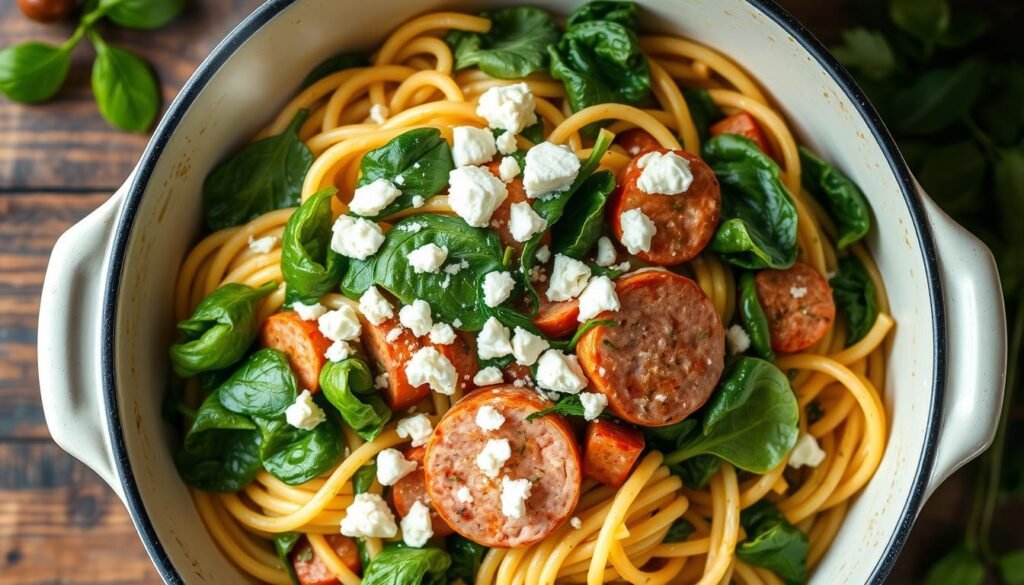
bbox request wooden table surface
[0,1,949,583]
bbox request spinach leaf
[169,282,276,378]
[341,215,503,330]
[548,21,650,113]
[445,7,559,79]
[355,128,454,219]
[888,60,985,136]
[736,501,809,585]
[738,272,775,361]
[703,134,798,269]
[550,170,615,258]
[664,518,696,542]
[273,532,302,585]
[0,41,72,103]
[175,390,262,492]
[217,349,298,418]
[90,36,159,133]
[446,535,488,583]
[99,0,184,29]
[203,110,314,230]
[353,463,378,494]
[664,357,799,473]
[567,1,639,29]
[798,147,871,249]
[526,394,586,421]
[684,89,724,142]
[675,454,722,489]
[361,544,452,585]
[320,358,391,441]
[829,256,878,346]
[254,403,344,485]
[282,187,345,303]
[645,418,699,453]
[302,52,369,88]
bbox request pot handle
[919,191,1007,498]
[38,179,130,500]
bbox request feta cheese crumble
[523,142,581,198]
[498,155,520,183]
[350,178,402,216]
[407,243,449,274]
[340,493,398,539]
[546,254,592,301]
[594,236,616,267]
[477,317,513,359]
[500,476,533,519]
[248,234,276,254]
[292,301,326,321]
[412,195,425,208]
[496,131,518,155]
[476,438,512,478]
[535,244,551,263]
[428,322,456,345]
[511,326,549,366]
[790,286,808,299]
[636,151,694,195]
[788,433,827,469]
[399,299,433,337]
[456,486,474,504]
[285,390,326,430]
[452,126,498,167]
[318,305,361,341]
[473,366,504,386]
[401,500,434,548]
[726,324,751,355]
[509,202,547,242]
[369,103,389,124]
[359,286,394,325]
[405,347,458,395]
[579,392,608,421]
[482,271,516,308]
[535,349,588,394]
[376,448,417,486]
[325,340,354,362]
[619,208,656,254]
[397,414,433,447]
[447,165,508,227]
[476,83,538,134]
[375,372,390,390]
[570,517,583,529]
[331,215,385,260]
[577,276,620,322]
[475,404,506,431]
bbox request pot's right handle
[920,192,1007,498]
[38,180,130,500]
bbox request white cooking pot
[37,0,1007,583]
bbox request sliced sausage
[423,386,582,547]
[582,420,646,488]
[290,534,360,585]
[260,311,331,392]
[501,363,534,386]
[485,160,551,255]
[389,446,455,537]
[754,261,835,353]
[617,128,662,157]
[362,317,478,411]
[576,271,725,427]
[608,149,721,266]
[710,111,773,158]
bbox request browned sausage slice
[582,419,646,488]
[389,446,455,537]
[423,386,582,548]
[576,271,725,427]
[754,261,836,353]
[260,311,331,392]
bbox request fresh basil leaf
[273,532,303,585]
[831,28,897,81]
[89,37,159,133]
[888,60,986,136]
[737,272,774,360]
[361,544,451,585]
[916,140,986,217]
[320,358,391,441]
[0,41,72,103]
[446,535,488,583]
[446,7,559,79]
[169,282,276,378]
[663,518,696,542]
[355,128,454,219]
[342,215,503,330]
[923,543,985,585]
[353,463,378,494]
[549,20,650,113]
[889,0,950,44]
[282,187,345,303]
[526,394,585,421]
[736,501,809,585]
[254,403,344,485]
[551,170,615,258]
[203,110,314,230]
[665,357,799,473]
[175,389,262,492]
[302,52,369,88]
[798,147,871,249]
[217,349,298,418]
[99,0,184,29]
[1000,549,1024,585]
[683,89,724,142]
[703,134,798,269]
[830,256,878,346]
[567,1,639,29]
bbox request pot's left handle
[38,178,132,500]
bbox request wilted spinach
[355,128,454,219]
[302,52,369,88]
[254,405,344,486]
[446,535,488,583]
[736,501,809,585]
[684,89,724,142]
[548,20,650,113]
[175,389,262,492]
[829,256,878,346]
[361,544,451,585]
[567,1,639,29]
[281,187,345,304]
[738,272,775,361]
[798,147,871,249]
[445,7,559,78]
[550,170,615,258]
[320,358,391,441]
[217,349,298,418]
[273,532,302,585]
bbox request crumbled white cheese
[726,324,751,355]
[340,493,398,539]
[401,500,434,548]
[477,317,513,359]
[476,439,512,478]
[318,305,362,342]
[400,221,426,233]
[369,103,389,124]
[285,390,326,430]
[386,327,403,343]
[456,486,474,504]
[512,327,549,366]
[790,286,808,299]
[452,318,463,328]
[610,261,632,272]
[482,271,516,308]
[476,404,506,431]
[397,414,433,447]
[376,448,417,486]
[498,155,521,183]
[594,236,616,267]
[350,178,402,216]
[570,516,583,529]
[577,276,620,322]
[500,476,533,519]
[496,131,518,155]
[535,349,588,394]
[529,265,547,283]
[476,83,538,134]
[331,215,385,260]
[292,301,326,321]
[523,142,581,198]
[535,244,551,264]
[359,286,394,326]
[546,254,592,302]
[375,372,390,390]
[636,151,694,195]
[428,322,456,345]
[248,234,276,254]
[619,209,656,255]
[452,126,498,167]
[509,202,547,242]
[473,366,504,386]
[654,394,667,402]
[325,340,354,362]
[789,433,827,468]
[407,243,449,274]
[399,299,433,337]
[405,347,458,395]
[412,195,425,208]
[579,392,608,421]
[447,165,508,228]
